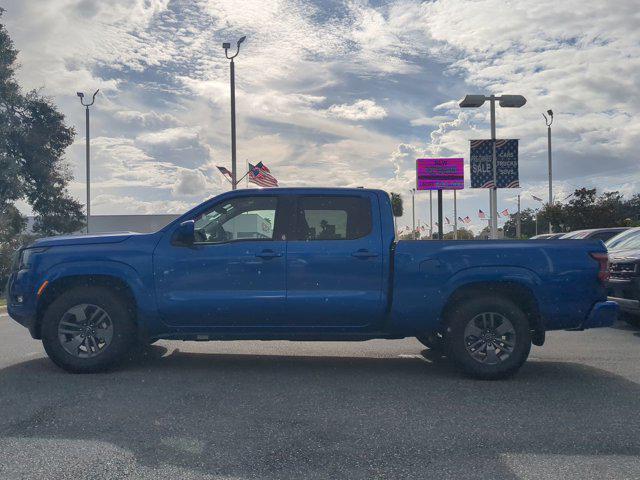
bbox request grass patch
[0,298,6,307]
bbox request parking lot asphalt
[0,312,639,480]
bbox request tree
[503,208,539,238]
[1,9,84,287]
[541,202,567,233]
[476,226,491,239]
[443,227,474,240]
[624,194,640,225]
[390,192,403,217]
[534,188,630,233]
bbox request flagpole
[453,190,458,240]
[429,191,433,239]
[236,167,251,184]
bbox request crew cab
[5,188,617,379]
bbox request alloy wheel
[463,311,516,365]
[57,304,114,358]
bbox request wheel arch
[441,281,545,346]
[34,264,147,340]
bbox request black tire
[621,312,640,328]
[41,286,136,373]
[416,332,444,352]
[444,296,531,380]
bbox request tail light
[590,252,610,283]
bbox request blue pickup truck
[6,188,617,379]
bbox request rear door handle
[351,249,379,259]
[255,249,283,259]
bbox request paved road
[1,311,639,479]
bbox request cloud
[137,127,199,145]
[326,99,387,121]
[2,0,639,232]
[113,110,179,127]
[410,116,450,127]
[90,194,191,215]
[172,169,208,197]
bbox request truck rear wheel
[444,296,531,380]
[41,286,136,373]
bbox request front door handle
[255,249,283,259]
[351,249,379,259]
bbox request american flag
[216,165,233,181]
[532,194,543,202]
[501,208,510,217]
[478,209,487,219]
[445,217,450,225]
[463,216,471,224]
[458,216,464,223]
[248,162,278,188]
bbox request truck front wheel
[41,286,136,373]
[444,296,531,380]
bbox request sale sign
[470,139,519,188]
[416,158,464,190]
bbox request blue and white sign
[470,139,519,188]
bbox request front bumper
[607,296,640,315]
[580,300,618,329]
[6,271,40,338]
[606,275,640,316]
[7,304,38,336]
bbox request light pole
[410,188,416,239]
[76,89,99,234]
[516,194,521,238]
[459,94,527,239]
[223,36,246,190]
[542,109,554,233]
[533,194,544,236]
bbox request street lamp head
[459,94,486,108]
[76,92,84,98]
[222,42,231,49]
[547,109,553,117]
[498,95,527,108]
[237,36,246,46]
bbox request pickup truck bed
[6,188,617,379]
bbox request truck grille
[609,262,637,278]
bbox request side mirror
[172,220,195,247]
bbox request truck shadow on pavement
[0,346,639,479]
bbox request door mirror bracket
[172,220,195,247]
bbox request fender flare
[445,265,542,292]
[37,260,157,334]
[441,266,546,345]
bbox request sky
[3,0,639,234]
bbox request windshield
[560,230,589,239]
[607,228,640,251]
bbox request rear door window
[294,196,372,241]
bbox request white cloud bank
[2,0,639,233]
[326,99,387,121]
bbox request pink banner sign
[416,158,464,190]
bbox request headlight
[18,247,48,270]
